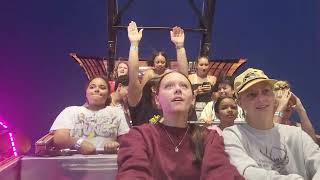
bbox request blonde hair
[273,80,290,99]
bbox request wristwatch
[274,111,284,118]
[74,138,84,150]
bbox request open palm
[128,21,143,43]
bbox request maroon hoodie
[117,123,243,180]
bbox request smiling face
[196,57,209,77]
[217,83,234,98]
[153,54,167,74]
[86,77,109,108]
[156,72,195,115]
[238,81,275,120]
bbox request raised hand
[276,89,291,112]
[170,26,184,47]
[290,93,305,113]
[127,21,143,44]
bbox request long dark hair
[156,71,204,167]
[140,77,161,107]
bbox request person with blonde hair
[117,71,243,180]
[223,68,320,179]
[273,80,317,141]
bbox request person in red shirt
[117,71,243,180]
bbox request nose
[256,93,265,103]
[174,85,182,94]
[226,107,233,112]
[94,87,100,93]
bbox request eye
[220,106,228,110]
[180,83,189,89]
[89,85,95,89]
[262,88,271,95]
[231,105,238,110]
[99,85,107,90]
[247,92,257,98]
[164,83,174,89]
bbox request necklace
[161,124,189,153]
[111,100,119,107]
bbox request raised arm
[275,90,317,142]
[170,26,188,76]
[274,89,291,124]
[127,21,144,107]
[291,93,317,141]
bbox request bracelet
[274,111,284,118]
[175,44,184,49]
[130,45,138,51]
[74,138,84,150]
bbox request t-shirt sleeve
[201,129,244,180]
[199,101,215,121]
[50,107,75,131]
[301,130,320,180]
[116,127,153,180]
[223,127,304,180]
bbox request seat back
[70,53,247,80]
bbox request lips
[256,104,268,110]
[172,97,183,102]
[226,114,236,119]
[91,94,102,97]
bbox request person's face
[117,63,128,77]
[86,78,109,107]
[156,72,195,114]
[238,82,275,117]
[118,84,129,102]
[153,54,167,73]
[216,98,238,125]
[218,83,234,98]
[197,57,209,76]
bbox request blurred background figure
[273,80,318,142]
[188,56,217,119]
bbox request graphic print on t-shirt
[71,111,119,139]
[258,143,289,175]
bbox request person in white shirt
[199,76,244,123]
[50,76,129,155]
[223,68,320,180]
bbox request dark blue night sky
[0,0,319,147]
